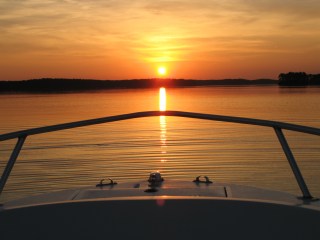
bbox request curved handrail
[0,111,319,199]
[1,111,319,141]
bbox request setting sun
[158,67,167,76]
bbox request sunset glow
[159,87,166,111]
[158,67,167,76]
[1,1,320,80]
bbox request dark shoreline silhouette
[278,72,320,86]
[0,78,277,93]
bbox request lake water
[0,86,320,202]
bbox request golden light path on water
[159,87,166,112]
[1,87,320,202]
[159,87,167,164]
[160,116,167,163]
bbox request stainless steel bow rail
[1,111,320,199]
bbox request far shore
[0,78,277,93]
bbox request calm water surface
[0,86,320,202]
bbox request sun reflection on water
[159,87,167,163]
[160,115,167,162]
[159,87,166,112]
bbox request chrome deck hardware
[193,176,213,184]
[96,178,117,187]
[148,171,164,184]
[144,171,164,192]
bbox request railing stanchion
[0,136,26,196]
[274,127,312,199]
[0,111,319,199]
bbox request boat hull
[1,197,320,240]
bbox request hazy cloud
[1,0,320,79]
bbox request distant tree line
[278,72,320,86]
[0,78,277,93]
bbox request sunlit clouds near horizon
[1,0,320,80]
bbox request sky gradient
[1,0,320,80]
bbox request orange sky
[1,0,320,80]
